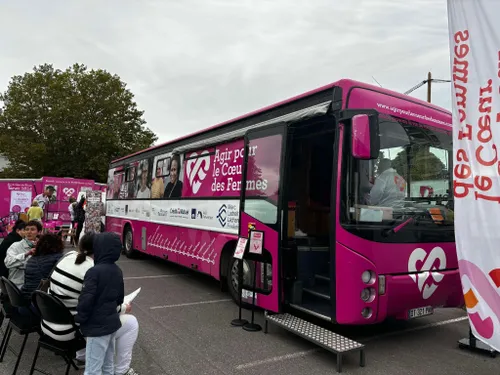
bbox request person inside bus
[163,154,183,198]
[0,220,26,279]
[367,158,406,207]
[34,185,55,211]
[47,233,139,373]
[136,160,151,199]
[27,199,44,222]
[4,220,42,289]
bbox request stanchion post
[243,260,262,332]
[231,258,248,327]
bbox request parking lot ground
[0,253,497,375]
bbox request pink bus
[0,176,106,236]
[105,79,463,325]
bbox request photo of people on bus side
[125,163,138,199]
[114,172,124,199]
[150,152,184,199]
[106,168,116,199]
[151,154,170,199]
[107,152,184,200]
[163,154,183,198]
[135,158,153,199]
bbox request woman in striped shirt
[46,233,139,375]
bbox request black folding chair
[0,277,41,375]
[0,277,16,347]
[29,291,86,375]
[0,277,10,327]
[0,277,13,356]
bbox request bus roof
[112,78,450,164]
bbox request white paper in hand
[124,287,141,305]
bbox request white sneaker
[73,359,85,369]
[124,369,139,375]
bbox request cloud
[0,0,453,145]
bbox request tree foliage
[0,63,157,182]
[391,146,446,181]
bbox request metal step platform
[264,312,365,373]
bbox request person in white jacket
[368,158,406,207]
[46,233,138,374]
[4,220,42,288]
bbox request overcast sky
[1,0,452,145]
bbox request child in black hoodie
[76,232,124,375]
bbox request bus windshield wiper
[382,217,414,237]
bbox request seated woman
[47,233,139,374]
[19,233,64,316]
[0,220,26,280]
[5,220,43,289]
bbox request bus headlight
[361,307,373,319]
[361,270,375,284]
[361,287,375,302]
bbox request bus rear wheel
[123,227,136,258]
[227,257,254,306]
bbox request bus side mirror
[351,114,380,159]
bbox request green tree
[391,146,446,181]
[374,151,385,176]
[0,63,157,182]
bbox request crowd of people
[0,219,139,375]
[23,186,87,244]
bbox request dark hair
[26,220,43,232]
[75,233,95,265]
[171,154,181,173]
[69,196,76,203]
[34,233,64,257]
[12,220,26,232]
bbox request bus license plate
[408,306,433,319]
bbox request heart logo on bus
[186,150,211,194]
[63,188,75,196]
[408,246,447,300]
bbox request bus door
[238,122,289,313]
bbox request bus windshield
[341,114,454,243]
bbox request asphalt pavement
[0,250,497,375]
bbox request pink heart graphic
[186,151,211,194]
[63,188,75,196]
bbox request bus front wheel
[227,257,254,306]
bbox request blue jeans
[84,332,116,375]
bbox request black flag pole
[242,229,264,332]
[231,257,248,327]
[458,326,497,358]
[242,259,262,332]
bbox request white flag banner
[448,0,500,351]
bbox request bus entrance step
[264,312,365,373]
